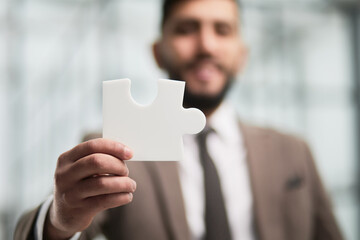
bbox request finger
[76,176,136,199]
[67,153,129,182]
[85,192,134,212]
[55,153,129,190]
[55,153,129,191]
[61,176,136,207]
[59,138,133,164]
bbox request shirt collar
[207,102,240,143]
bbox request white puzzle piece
[103,78,206,161]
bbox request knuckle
[62,191,76,206]
[88,155,104,170]
[54,171,65,187]
[86,140,100,152]
[54,172,61,186]
[57,153,67,165]
[95,177,108,189]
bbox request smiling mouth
[190,61,223,83]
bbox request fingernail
[129,192,133,201]
[132,180,137,191]
[125,163,130,175]
[124,146,133,159]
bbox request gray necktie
[197,127,232,240]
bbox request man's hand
[44,138,136,239]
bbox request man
[15,0,343,239]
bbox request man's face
[154,0,246,111]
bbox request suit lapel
[142,123,286,240]
[240,123,286,240]
[148,161,190,240]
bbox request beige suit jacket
[15,123,343,240]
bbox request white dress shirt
[180,103,254,240]
[36,103,254,240]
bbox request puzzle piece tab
[103,79,206,161]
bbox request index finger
[60,138,133,163]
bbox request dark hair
[161,0,241,29]
[161,0,180,29]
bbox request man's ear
[152,41,165,69]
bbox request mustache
[184,54,227,73]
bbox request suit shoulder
[240,122,308,148]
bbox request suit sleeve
[14,207,40,240]
[14,133,102,240]
[303,142,344,240]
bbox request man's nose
[197,26,218,56]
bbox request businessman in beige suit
[15,0,343,239]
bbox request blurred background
[1,0,359,239]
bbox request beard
[182,77,234,112]
[164,53,235,113]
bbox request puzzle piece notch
[153,79,205,134]
[103,78,206,161]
